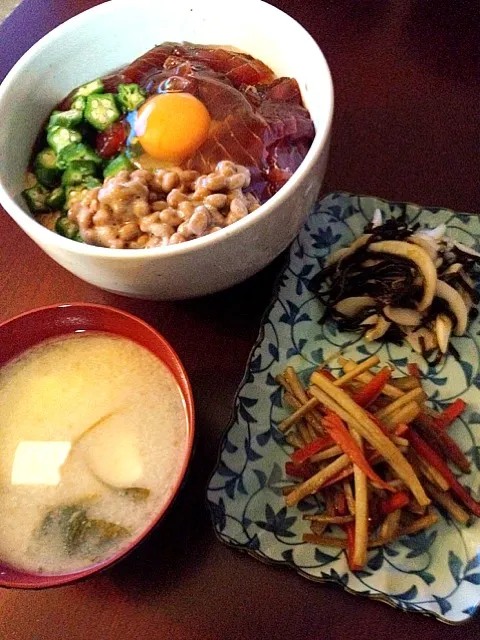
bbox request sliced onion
[413,223,446,241]
[435,280,468,335]
[408,235,438,261]
[368,240,437,311]
[360,314,379,326]
[456,284,473,311]
[384,306,422,327]
[404,327,437,354]
[364,316,391,341]
[452,240,480,260]
[443,263,462,276]
[435,314,453,354]
[372,208,383,228]
[334,296,376,317]
[326,234,372,266]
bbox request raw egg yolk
[135,93,211,163]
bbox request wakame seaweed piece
[72,78,104,98]
[116,83,147,113]
[85,94,121,131]
[120,487,150,501]
[47,126,82,155]
[38,505,128,555]
[48,108,83,130]
[38,505,89,554]
[22,183,49,213]
[81,519,129,548]
[56,142,102,170]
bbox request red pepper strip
[365,410,390,437]
[416,412,470,473]
[406,429,480,517]
[379,491,410,515]
[351,367,392,407]
[323,451,383,488]
[285,460,316,480]
[434,399,467,430]
[316,368,337,382]
[345,522,361,571]
[334,490,347,515]
[291,435,334,465]
[408,363,422,379]
[323,412,395,492]
[394,423,409,437]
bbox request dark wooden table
[0,1,479,638]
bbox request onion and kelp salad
[309,211,480,362]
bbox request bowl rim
[0,301,195,589]
[0,0,334,260]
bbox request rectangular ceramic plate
[207,193,480,624]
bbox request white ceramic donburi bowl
[0,0,333,300]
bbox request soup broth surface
[0,332,187,574]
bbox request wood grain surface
[0,1,478,638]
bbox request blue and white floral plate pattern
[207,193,480,624]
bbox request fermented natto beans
[229,197,248,219]
[166,189,187,208]
[67,161,260,249]
[204,193,228,209]
[161,171,180,192]
[201,173,226,191]
[187,206,211,236]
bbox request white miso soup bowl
[0,0,333,300]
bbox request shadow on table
[404,0,480,82]
[105,253,289,597]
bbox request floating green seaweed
[38,503,129,555]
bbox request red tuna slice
[187,113,267,175]
[195,76,250,120]
[180,44,275,86]
[118,43,275,89]
[227,62,274,87]
[241,78,304,108]
[212,118,259,169]
[263,77,304,104]
[259,100,315,145]
[266,138,312,193]
[110,43,178,87]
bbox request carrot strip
[345,522,362,571]
[291,435,334,465]
[434,399,466,430]
[334,489,347,515]
[351,367,392,407]
[322,411,394,492]
[285,460,315,480]
[415,411,470,473]
[408,363,422,379]
[379,491,410,514]
[406,429,480,517]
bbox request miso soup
[0,332,188,574]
